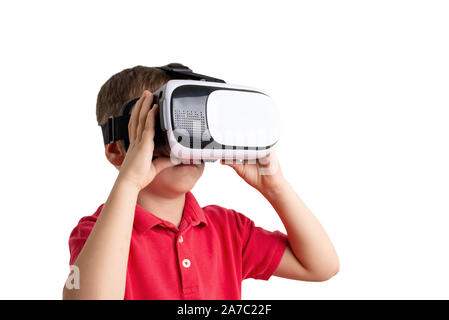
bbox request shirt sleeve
[68,212,99,266]
[232,210,289,280]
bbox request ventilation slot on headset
[174,110,209,139]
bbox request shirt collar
[133,191,207,233]
[183,191,207,227]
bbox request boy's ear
[105,141,126,168]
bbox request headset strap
[101,114,130,145]
[157,65,225,83]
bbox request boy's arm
[63,91,175,300]
[222,153,339,281]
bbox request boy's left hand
[224,152,340,282]
[221,151,286,194]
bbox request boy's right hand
[116,90,176,191]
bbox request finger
[145,103,158,131]
[220,159,241,165]
[257,156,270,167]
[136,91,153,142]
[259,152,280,175]
[257,152,274,167]
[141,104,158,146]
[220,159,234,167]
[221,159,245,171]
[128,91,146,144]
[152,156,177,175]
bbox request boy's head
[97,63,205,197]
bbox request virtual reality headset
[101,65,280,162]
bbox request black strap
[101,114,130,145]
[157,65,226,83]
[101,65,225,145]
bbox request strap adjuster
[107,116,115,143]
[101,116,117,145]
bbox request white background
[0,0,448,299]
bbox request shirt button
[182,258,191,268]
[178,236,184,243]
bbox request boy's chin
[143,180,196,197]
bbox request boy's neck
[136,189,186,228]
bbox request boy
[63,63,339,300]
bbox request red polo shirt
[68,192,288,299]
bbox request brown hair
[96,63,186,126]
